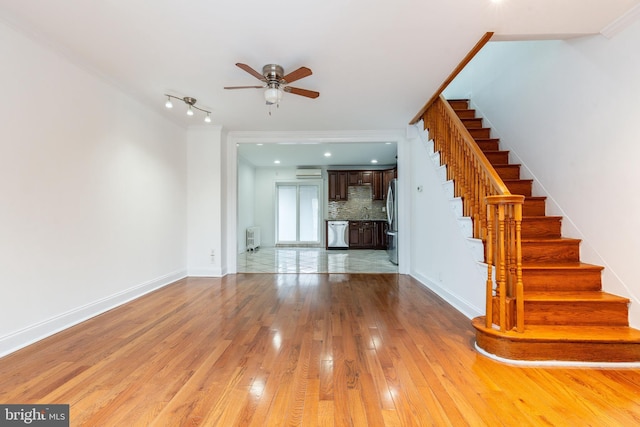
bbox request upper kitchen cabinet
[372,171,384,200]
[382,168,397,200]
[329,167,396,201]
[348,171,373,186]
[328,170,348,201]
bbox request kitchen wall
[327,186,386,220]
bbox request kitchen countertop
[326,218,387,221]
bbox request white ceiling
[1,0,638,134]
[238,141,398,168]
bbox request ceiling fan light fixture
[264,86,283,105]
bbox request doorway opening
[276,183,321,245]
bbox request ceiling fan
[224,63,320,106]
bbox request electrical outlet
[210,249,215,264]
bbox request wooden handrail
[439,97,509,196]
[422,97,524,332]
[409,32,494,125]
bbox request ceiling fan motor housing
[262,64,284,82]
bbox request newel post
[485,195,525,332]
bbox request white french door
[276,183,320,245]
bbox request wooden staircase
[449,99,640,362]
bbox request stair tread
[522,215,562,220]
[473,318,640,342]
[521,237,581,243]
[521,262,604,271]
[524,291,629,302]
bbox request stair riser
[468,128,491,138]
[494,165,521,180]
[522,269,602,292]
[523,199,546,216]
[521,217,562,238]
[477,140,500,151]
[449,100,469,110]
[505,180,532,196]
[522,241,580,263]
[475,330,640,362]
[524,302,629,326]
[483,152,509,165]
[455,109,476,119]
[462,118,483,128]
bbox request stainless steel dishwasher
[327,220,349,248]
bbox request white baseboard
[410,272,483,320]
[187,267,224,277]
[0,269,187,358]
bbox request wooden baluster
[485,203,494,329]
[513,199,524,332]
[496,204,507,331]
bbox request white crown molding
[227,129,406,145]
[601,3,640,38]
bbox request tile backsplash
[328,186,387,220]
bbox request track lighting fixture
[164,94,212,123]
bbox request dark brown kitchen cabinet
[382,168,397,200]
[328,171,348,201]
[372,171,384,200]
[376,221,388,249]
[349,221,374,248]
[349,221,387,249]
[348,171,373,186]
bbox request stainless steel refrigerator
[386,178,398,264]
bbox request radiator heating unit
[246,226,261,251]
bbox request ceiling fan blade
[284,86,320,99]
[224,85,264,89]
[281,67,312,84]
[235,63,265,81]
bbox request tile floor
[237,247,398,274]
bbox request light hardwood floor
[1,274,639,426]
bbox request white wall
[187,126,224,276]
[0,21,188,356]
[408,134,486,318]
[237,156,256,253]
[445,20,640,327]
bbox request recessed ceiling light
[324,152,331,157]
[274,160,280,164]
[257,143,263,146]
[371,159,378,164]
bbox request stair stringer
[418,121,488,279]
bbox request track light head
[163,94,212,123]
